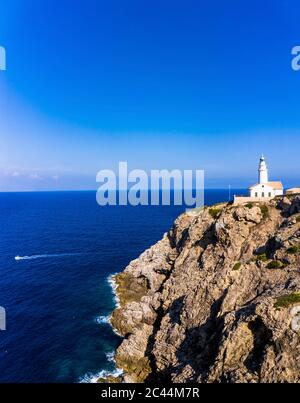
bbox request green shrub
[209,208,220,219]
[287,245,299,254]
[245,203,254,209]
[267,260,283,269]
[260,205,269,219]
[233,262,242,271]
[274,292,300,309]
[257,253,268,262]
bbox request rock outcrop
[110,196,300,383]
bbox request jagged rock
[233,205,262,223]
[110,196,300,383]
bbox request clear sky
[0,0,300,191]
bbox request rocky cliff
[110,195,300,383]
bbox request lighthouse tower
[234,155,284,204]
[258,155,268,184]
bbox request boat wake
[15,253,81,261]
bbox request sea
[0,189,246,383]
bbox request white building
[249,155,283,198]
[234,155,284,205]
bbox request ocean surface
[0,189,246,383]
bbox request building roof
[249,181,283,190]
[267,181,284,190]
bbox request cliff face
[110,195,300,383]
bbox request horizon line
[0,187,249,193]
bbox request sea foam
[95,315,110,325]
[83,276,123,383]
[79,367,123,383]
[94,275,120,326]
[106,351,115,363]
[95,276,122,336]
[79,351,122,383]
[107,274,120,308]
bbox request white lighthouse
[248,155,283,199]
[258,155,268,184]
[234,155,284,204]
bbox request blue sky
[0,0,300,190]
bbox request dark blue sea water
[0,190,246,383]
